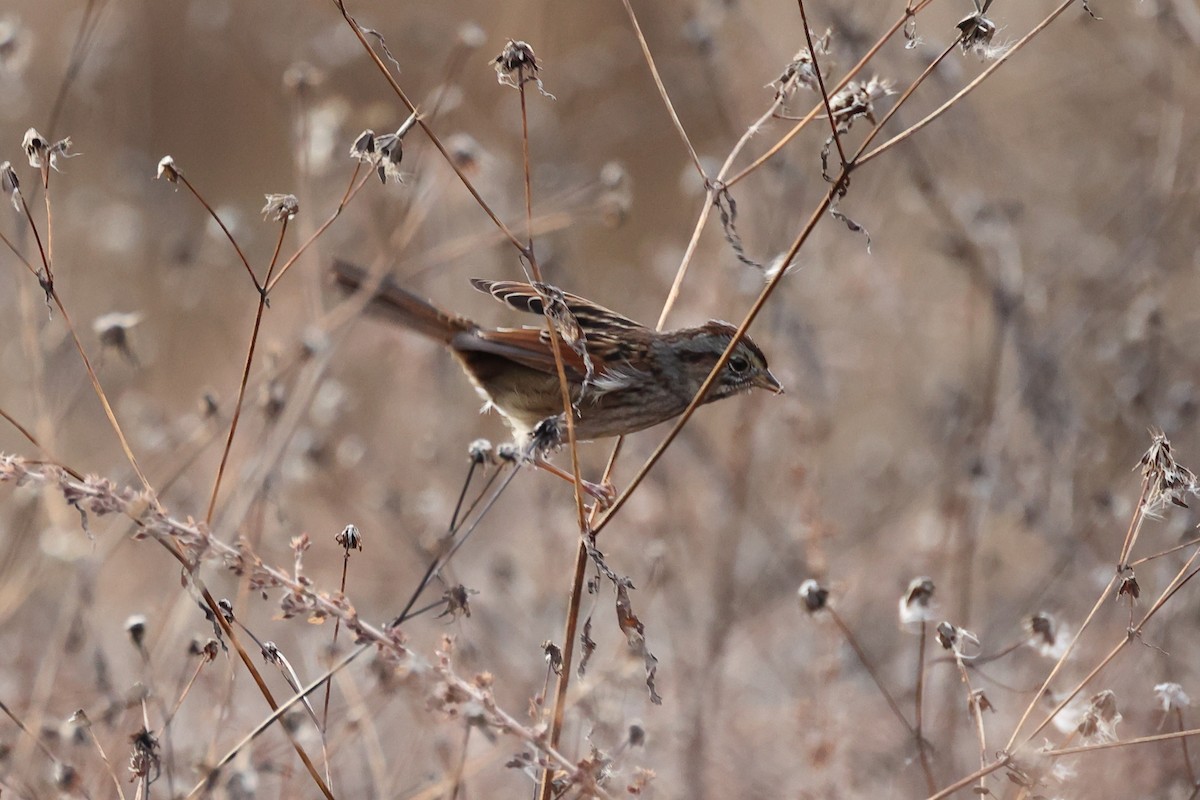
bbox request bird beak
[756,370,785,395]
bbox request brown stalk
[1044,726,1200,757]
[913,621,938,795]
[205,216,289,524]
[175,173,262,291]
[619,0,706,179]
[333,0,525,254]
[858,0,1078,168]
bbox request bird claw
[582,479,616,510]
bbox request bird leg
[532,456,616,510]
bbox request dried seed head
[438,584,476,620]
[772,30,831,101]
[628,723,646,747]
[1,160,19,210]
[156,155,180,183]
[1137,430,1198,516]
[1026,612,1069,659]
[22,128,77,171]
[93,311,144,365]
[970,688,994,714]
[957,10,998,58]
[496,443,520,463]
[261,193,299,222]
[349,115,416,184]
[124,614,148,649]
[899,577,936,624]
[542,640,563,675]
[335,523,363,552]
[1154,682,1190,712]
[936,621,956,649]
[443,133,481,175]
[128,727,160,783]
[494,39,538,82]
[282,61,324,97]
[467,438,495,464]
[200,391,220,419]
[493,39,554,97]
[797,579,829,613]
[829,77,895,130]
[936,622,980,655]
[1117,569,1140,602]
[1077,690,1121,744]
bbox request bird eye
[728,355,751,374]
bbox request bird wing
[469,279,645,333]
[451,327,592,379]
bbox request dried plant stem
[1117,478,1150,568]
[513,70,589,800]
[1020,551,1200,749]
[620,0,705,179]
[1044,726,1200,757]
[333,0,525,253]
[84,720,128,800]
[827,608,917,738]
[0,405,82,480]
[205,218,289,524]
[51,290,155,493]
[1130,534,1200,567]
[725,0,937,188]
[264,165,372,294]
[1179,707,1198,787]
[925,756,1009,800]
[913,622,937,795]
[858,0,1077,168]
[175,173,261,290]
[593,170,844,536]
[1001,572,1118,752]
[797,0,847,168]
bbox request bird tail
[331,260,476,344]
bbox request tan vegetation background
[1,0,1199,797]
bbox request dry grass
[2,1,1200,797]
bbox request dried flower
[798,579,829,613]
[771,30,831,101]
[542,640,563,675]
[128,728,160,783]
[468,439,495,464]
[1026,612,1069,660]
[1154,682,1190,712]
[1117,569,1140,602]
[438,584,476,620]
[94,311,144,366]
[335,524,362,552]
[1077,690,1121,744]
[1,160,19,210]
[828,77,894,130]
[124,614,148,650]
[156,155,180,183]
[899,577,936,625]
[261,193,299,222]
[23,127,78,171]
[1137,430,1198,516]
[348,112,417,184]
[493,39,554,98]
[956,1,1000,58]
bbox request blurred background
[1,0,1199,797]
